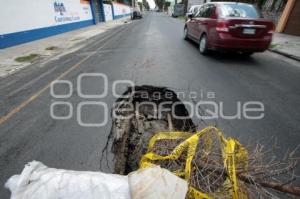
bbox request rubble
[107,85,300,199]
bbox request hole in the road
[102,86,236,195]
[102,85,195,174]
[100,85,300,198]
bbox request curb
[268,49,300,62]
[0,16,132,79]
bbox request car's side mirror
[187,13,193,19]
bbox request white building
[0,0,132,48]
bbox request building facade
[277,0,300,36]
[0,0,131,49]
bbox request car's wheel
[199,34,209,55]
[183,27,188,40]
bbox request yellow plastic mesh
[139,126,249,199]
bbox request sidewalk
[0,17,131,77]
[270,33,300,61]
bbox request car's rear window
[219,4,259,18]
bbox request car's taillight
[268,23,275,34]
[216,20,229,32]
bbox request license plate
[243,28,255,35]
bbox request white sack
[128,166,188,199]
[5,161,188,199]
[5,161,131,199]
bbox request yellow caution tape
[139,126,248,199]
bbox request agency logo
[50,73,265,127]
[54,1,66,16]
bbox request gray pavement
[1,13,300,198]
[271,33,300,61]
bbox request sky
[147,0,156,9]
[137,0,156,9]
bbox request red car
[184,2,275,55]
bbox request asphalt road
[1,13,300,198]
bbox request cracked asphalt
[1,13,300,198]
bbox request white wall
[112,2,131,17]
[104,4,113,21]
[0,0,93,35]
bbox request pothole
[103,85,195,174]
[101,85,300,198]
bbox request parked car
[172,4,185,17]
[183,2,275,55]
[132,10,142,20]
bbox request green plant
[15,54,39,62]
[177,15,186,21]
[257,0,267,9]
[45,46,58,50]
[269,43,279,49]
